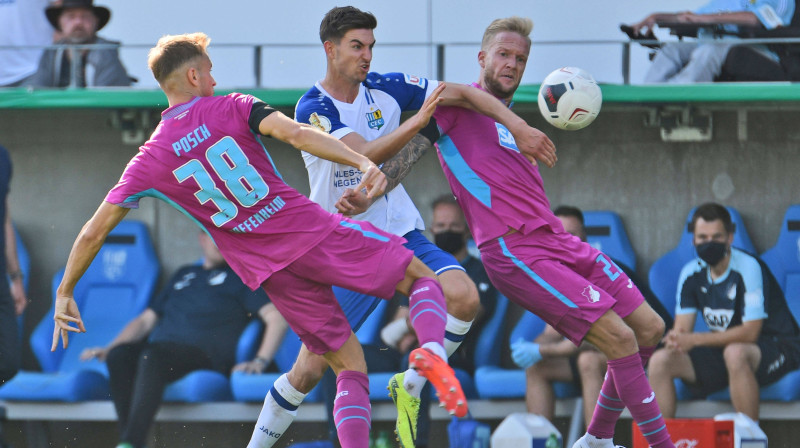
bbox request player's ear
[478,50,486,69]
[323,40,336,59]
[186,66,198,86]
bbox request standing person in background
[0,0,54,87]
[0,145,27,384]
[28,0,132,87]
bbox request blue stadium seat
[0,220,159,402]
[473,310,578,400]
[584,210,637,272]
[474,294,547,399]
[231,321,321,403]
[648,206,756,319]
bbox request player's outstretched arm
[337,82,445,165]
[53,201,130,351]
[438,83,557,168]
[260,111,387,198]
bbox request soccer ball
[538,67,602,131]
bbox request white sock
[444,314,473,357]
[247,374,307,448]
[422,341,448,361]
[402,368,427,399]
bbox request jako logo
[258,426,281,439]
[335,390,349,400]
[412,286,430,295]
[675,439,698,448]
[641,391,655,403]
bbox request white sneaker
[572,433,626,448]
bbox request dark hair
[431,194,458,211]
[319,6,377,44]
[553,205,585,226]
[689,202,736,234]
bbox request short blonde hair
[481,17,533,50]
[148,32,211,84]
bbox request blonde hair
[147,32,211,84]
[481,17,533,50]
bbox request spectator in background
[625,0,795,83]
[648,203,800,422]
[0,144,27,384]
[0,0,54,87]
[28,0,132,87]
[511,205,672,431]
[81,232,288,448]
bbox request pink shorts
[261,218,413,355]
[479,226,644,345]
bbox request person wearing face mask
[648,202,800,423]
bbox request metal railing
[4,37,800,88]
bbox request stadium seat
[583,210,637,272]
[11,226,30,338]
[648,206,756,319]
[473,310,578,400]
[0,220,159,402]
[231,321,321,403]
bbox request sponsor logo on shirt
[404,74,427,88]
[702,307,734,331]
[366,108,384,130]
[495,123,519,152]
[208,271,228,286]
[174,272,196,290]
[309,112,332,133]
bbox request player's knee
[287,356,328,393]
[577,350,605,378]
[723,343,755,371]
[638,314,665,347]
[441,272,479,320]
[648,348,671,377]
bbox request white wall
[98,0,701,89]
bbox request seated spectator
[649,202,800,422]
[624,1,795,83]
[28,0,132,87]
[511,205,672,430]
[81,232,287,448]
[0,0,54,87]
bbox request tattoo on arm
[381,134,434,193]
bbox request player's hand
[631,14,657,36]
[664,329,694,352]
[233,358,269,374]
[410,82,445,130]
[355,163,387,199]
[511,124,557,168]
[10,280,27,315]
[80,346,109,361]
[335,188,372,216]
[52,294,86,351]
[511,338,542,369]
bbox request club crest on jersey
[582,285,600,303]
[309,112,332,133]
[366,108,384,130]
[404,74,427,88]
[495,123,519,152]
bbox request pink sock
[608,353,674,448]
[333,371,371,448]
[408,277,447,346]
[588,345,657,439]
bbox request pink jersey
[433,83,563,247]
[105,93,341,289]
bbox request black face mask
[434,231,466,255]
[696,241,728,266]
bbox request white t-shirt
[0,0,53,86]
[295,72,438,236]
